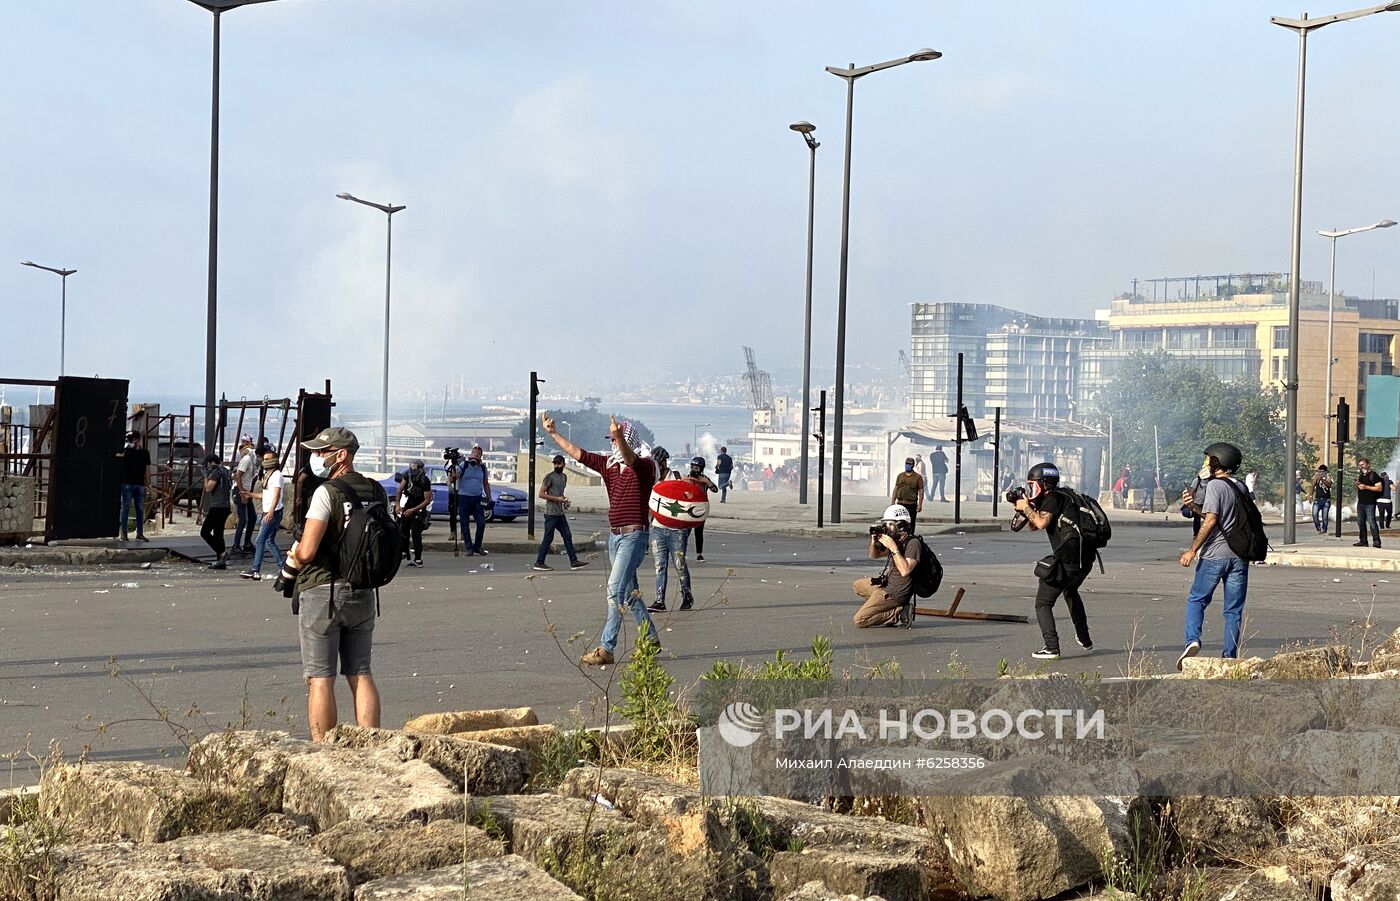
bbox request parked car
[377,465,528,523]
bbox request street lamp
[1272,2,1399,545]
[693,423,710,453]
[20,261,77,375]
[184,0,283,456]
[337,192,407,470]
[559,420,572,442]
[1318,219,1396,450]
[790,120,819,505]
[825,49,942,523]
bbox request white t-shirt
[236,450,257,492]
[260,470,285,514]
[307,483,336,523]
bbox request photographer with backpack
[852,505,924,629]
[1011,462,1104,661]
[1176,442,1262,669]
[276,427,400,740]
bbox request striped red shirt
[579,451,656,529]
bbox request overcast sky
[4,1,1398,406]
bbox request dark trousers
[694,522,705,556]
[1034,569,1091,654]
[458,496,487,552]
[1381,502,1394,530]
[233,497,257,550]
[400,514,425,561]
[1359,504,1381,546]
[201,508,230,556]
[536,514,578,565]
[900,503,918,532]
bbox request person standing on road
[393,460,433,569]
[685,456,718,562]
[449,444,491,556]
[1177,442,1250,669]
[1311,465,1334,533]
[647,447,694,613]
[239,452,285,580]
[277,427,383,742]
[853,505,921,628]
[1244,468,1258,501]
[232,436,258,557]
[1355,458,1384,548]
[914,453,928,497]
[534,455,588,572]
[929,446,949,502]
[892,457,925,532]
[199,453,233,569]
[1013,462,1094,661]
[118,430,151,542]
[715,447,734,502]
[1380,471,1394,531]
[543,414,659,666]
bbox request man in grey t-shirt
[1176,441,1249,669]
[533,455,589,572]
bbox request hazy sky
[4,1,1398,405]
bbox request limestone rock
[1179,657,1265,679]
[770,847,921,900]
[313,818,502,883]
[453,724,559,764]
[1332,846,1400,901]
[778,880,890,901]
[186,729,322,815]
[404,707,539,735]
[40,761,257,843]
[282,744,463,831]
[255,811,315,842]
[1274,729,1400,795]
[52,829,352,900]
[1218,865,1313,901]
[559,766,717,855]
[323,724,527,795]
[355,855,584,900]
[916,758,1128,901]
[1260,646,1350,679]
[1170,796,1278,860]
[0,784,38,824]
[1367,625,1400,672]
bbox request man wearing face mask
[534,455,588,572]
[891,456,925,532]
[449,444,492,557]
[1012,462,1094,661]
[118,431,151,542]
[684,456,718,562]
[239,452,285,581]
[199,453,233,569]
[1355,458,1384,548]
[1176,442,1250,669]
[277,427,383,741]
[394,460,433,568]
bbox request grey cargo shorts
[298,582,376,679]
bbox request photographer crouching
[1010,462,1095,661]
[852,505,921,628]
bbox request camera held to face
[1005,486,1027,505]
[443,447,461,463]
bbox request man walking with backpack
[1012,462,1101,661]
[276,427,395,741]
[1177,442,1257,669]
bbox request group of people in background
[197,435,286,579]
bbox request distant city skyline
[4,2,1397,404]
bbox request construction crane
[898,349,910,375]
[742,346,774,412]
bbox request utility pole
[992,406,1002,518]
[1335,397,1349,539]
[528,372,542,540]
[954,354,964,525]
[814,390,827,529]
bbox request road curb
[1266,553,1400,573]
[0,548,169,567]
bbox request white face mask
[1198,459,1213,480]
[310,452,335,478]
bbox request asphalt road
[3,515,1396,778]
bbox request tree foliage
[511,409,656,456]
[1088,352,1316,503]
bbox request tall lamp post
[1271,1,1400,545]
[825,48,942,523]
[184,0,282,456]
[693,423,710,454]
[20,261,76,375]
[789,121,819,505]
[337,192,407,470]
[1319,219,1396,451]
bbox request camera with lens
[443,447,461,463]
[869,523,887,536]
[1005,486,1027,504]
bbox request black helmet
[1202,442,1242,474]
[1027,462,1060,486]
[690,456,705,468]
[652,446,669,460]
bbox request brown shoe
[580,647,615,667]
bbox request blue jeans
[1186,556,1249,657]
[457,496,486,551]
[233,497,257,549]
[120,484,146,537]
[717,472,730,502]
[1313,499,1331,532]
[600,529,658,654]
[535,514,578,565]
[252,508,284,572]
[651,527,692,605]
[1359,504,1381,545]
[929,473,947,501]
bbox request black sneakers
[533,563,553,572]
[647,600,667,613]
[1076,637,1094,653]
[569,560,590,570]
[1031,647,1060,660]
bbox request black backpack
[912,536,944,598]
[1051,488,1113,572]
[328,476,403,590]
[1217,478,1269,563]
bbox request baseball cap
[301,427,360,453]
[552,454,565,464]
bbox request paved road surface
[2,515,1395,778]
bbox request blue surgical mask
[310,453,334,478]
[905,464,914,472]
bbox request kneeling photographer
[852,505,921,629]
[1010,462,1096,661]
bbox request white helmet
[881,505,913,524]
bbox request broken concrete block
[282,745,463,831]
[355,855,584,900]
[404,707,539,735]
[770,846,922,900]
[323,724,527,795]
[40,761,256,843]
[313,818,503,883]
[185,729,322,815]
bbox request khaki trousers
[852,578,904,628]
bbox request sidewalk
[1265,521,1400,572]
